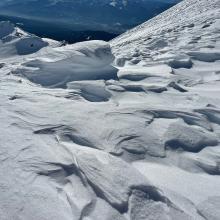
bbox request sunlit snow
[0,0,220,219]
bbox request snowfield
[0,0,220,219]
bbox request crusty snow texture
[0,0,220,219]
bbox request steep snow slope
[111,0,220,59]
[0,0,220,220]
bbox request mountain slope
[0,0,179,34]
[0,0,220,220]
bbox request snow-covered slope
[0,21,50,57]
[111,0,220,59]
[0,0,220,219]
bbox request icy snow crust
[0,0,220,219]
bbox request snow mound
[15,36,49,55]
[0,21,48,57]
[15,40,117,88]
[165,119,218,152]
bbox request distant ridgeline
[0,15,118,43]
[0,0,181,43]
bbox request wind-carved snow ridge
[1,0,220,219]
[14,41,118,88]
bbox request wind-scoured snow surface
[0,0,220,219]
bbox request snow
[0,0,220,219]
[133,161,220,205]
[197,197,220,220]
